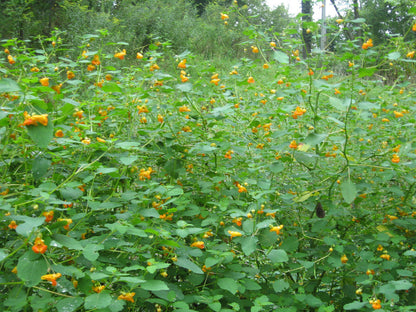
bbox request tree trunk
[301,0,312,58]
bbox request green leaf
[119,155,138,166]
[304,133,327,146]
[217,277,239,294]
[17,251,48,287]
[340,180,357,204]
[60,187,83,201]
[15,216,45,237]
[0,78,20,92]
[387,52,401,60]
[52,234,83,250]
[101,82,122,93]
[56,297,84,312]
[84,293,112,310]
[32,156,51,180]
[26,118,54,148]
[241,236,258,256]
[175,257,204,274]
[141,279,169,291]
[166,187,184,197]
[273,51,289,64]
[83,244,104,262]
[267,249,289,263]
[175,83,193,92]
[343,301,367,310]
[358,68,377,78]
[272,280,290,292]
[0,248,8,261]
[390,280,413,291]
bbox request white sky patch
[265,0,339,20]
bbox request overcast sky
[265,0,338,19]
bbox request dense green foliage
[1,0,416,311]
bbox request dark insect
[315,202,325,218]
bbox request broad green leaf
[340,180,357,204]
[84,293,112,310]
[119,155,138,165]
[101,82,122,93]
[141,279,169,291]
[343,301,367,310]
[56,297,84,312]
[205,257,220,268]
[358,67,377,78]
[267,249,289,263]
[83,244,104,262]
[60,187,83,201]
[26,118,54,148]
[175,257,204,274]
[175,82,193,92]
[32,156,50,180]
[217,277,239,294]
[52,234,83,250]
[3,287,27,310]
[304,133,327,146]
[390,280,413,291]
[17,251,48,287]
[0,248,8,261]
[273,51,289,64]
[387,52,401,60]
[0,78,20,92]
[272,280,290,292]
[166,187,184,197]
[241,236,258,256]
[15,216,45,237]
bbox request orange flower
[180,71,189,83]
[308,68,314,76]
[157,114,164,123]
[407,51,415,58]
[191,241,205,249]
[270,224,283,234]
[41,273,62,286]
[413,24,416,32]
[393,111,403,118]
[263,63,269,69]
[362,39,373,50]
[292,106,306,119]
[118,292,135,303]
[289,140,298,149]
[178,59,187,69]
[31,67,40,72]
[228,230,243,239]
[39,77,49,86]
[8,220,17,230]
[67,71,75,80]
[391,154,400,163]
[92,285,105,293]
[370,299,382,310]
[247,76,255,83]
[81,138,91,145]
[236,183,247,193]
[4,48,9,54]
[149,63,160,71]
[96,137,106,143]
[87,64,95,71]
[221,13,229,20]
[251,46,259,53]
[139,167,153,180]
[91,54,100,65]
[179,105,191,113]
[380,254,391,261]
[341,254,348,264]
[136,52,143,59]
[224,150,234,159]
[58,218,72,230]
[32,237,47,254]
[114,49,126,60]
[43,211,54,223]
[21,111,48,127]
[73,110,84,119]
[334,88,341,95]
[270,41,276,47]
[7,55,15,65]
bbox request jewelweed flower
[341,254,348,264]
[308,68,314,75]
[228,230,243,239]
[118,292,135,303]
[270,224,283,234]
[21,111,48,127]
[32,237,47,254]
[263,63,269,69]
[413,24,416,31]
[73,110,84,119]
[371,299,381,310]
[179,105,191,113]
[31,67,40,72]
[380,254,391,260]
[58,218,72,230]
[149,63,160,71]
[92,285,105,293]
[96,137,106,143]
[221,13,229,20]
[224,150,234,159]
[43,211,54,223]
[7,55,15,64]
[139,167,153,180]
[336,18,344,24]
[157,114,164,123]
[251,46,259,53]
[8,220,17,230]
[191,241,205,249]
[136,52,143,59]
[67,71,75,79]
[289,140,298,149]
[236,183,247,193]
[81,137,91,145]
[362,38,373,50]
[178,59,186,69]
[114,49,126,60]
[87,64,95,71]
[270,41,276,47]
[334,88,341,95]
[40,77,49,86]
[247,76,255,83]
[91,54,100,65]
[393,111,403,118]
[292,106,306,119]
[41,273,62,286]
[4,48,9,54]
